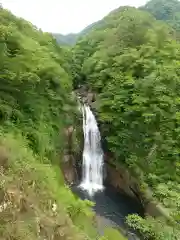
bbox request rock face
[61,125,83,185]
[62,153,78,185]
[104,158,143,205]
[104,155,170,219]
[76,86,96,105]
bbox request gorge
[1,0,180,239]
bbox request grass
[0,130,128,240]
[0,131,98,240]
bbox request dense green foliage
[0,6,97,240]
[0,132,94,240]
[73,4,180,240]
[141,0,180,33]
[0,7,76,158]
[0,6,127,240]
[3,0,180,239]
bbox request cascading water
[80,104,104,195]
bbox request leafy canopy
[73,5,180,240]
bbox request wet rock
[61,122,83,185]
[104,160,143,204]
[61,126,78,185]
[61,154,78,184]
[104,156,171,220]
[75,86,96,105]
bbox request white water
[80,104,104,195]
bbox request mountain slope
[0,6,127,240]
[52,20,102,46]
[53,33,79,45]
[0,7,99,240]
[141,0,180,33]
[73,5,180,240]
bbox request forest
[0,4,127,240]
[0,6,102,240]
[0,0,180,239]
[72,0,180,239]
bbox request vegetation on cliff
[0,7,95,240]
[73,3,180,240]
[141,0,180,34]
[0,6,127,240]
[3,0,180,239]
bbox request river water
[72,184,143,239]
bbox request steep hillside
[52,20,102,46]
[53,33,79,45]
[73,6,180,240]
[0,6,128,240]
[2,2,180,239]
[0,6,91,240]
[141,0,180,33]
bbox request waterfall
[80,104,104,195]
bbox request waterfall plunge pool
[71,184,144,239]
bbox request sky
[1,0,148,34]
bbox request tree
[73,5,180,239]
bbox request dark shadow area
[71,184,144,239]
